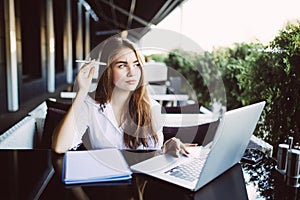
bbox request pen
[75,60,106,66]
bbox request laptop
[131,101,265,191]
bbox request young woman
[52,37,188,156]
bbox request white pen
[75,60,106,66]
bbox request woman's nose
[127,65,135,76]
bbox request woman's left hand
[162,137,189,157]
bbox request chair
[39,99,71,149]
[162,102,212,114]
[163,121,219,146]
[143,62,168,95]
[0,116,36,149]
[162,102,202,114]
[162,102,219,145]
[40,98,89,150]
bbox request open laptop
[131,101,265,191]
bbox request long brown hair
[95,37,159,149]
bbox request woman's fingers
[79,60,95,76]
[180,142,189,156]
[77,60,95,93]
[163,138,178,151]
[161,138,174,154]
[87,65,95,80]
[162,137,189,157]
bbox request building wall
[0,0,7,114]
[0,0,86,115]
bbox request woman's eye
[116,62,140,68]
[118,64,126,68]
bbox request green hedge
[150,21,300,155]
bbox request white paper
[63,148,132,184]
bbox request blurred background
[1,0,300,154]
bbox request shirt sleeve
[69,97,91,149]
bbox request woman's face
[111,48,142,92]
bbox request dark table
[0,149,298,200]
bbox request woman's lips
[126,80,137,85]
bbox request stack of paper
[63,148,132,184]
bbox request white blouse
[71,95,164,150]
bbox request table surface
[161,113,217,127]
[0,149,299,200]
[60,92,189,101]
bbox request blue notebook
[63,148,132,185]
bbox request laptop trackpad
[131,154,181,173]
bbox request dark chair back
[163,120,220,146]
[162,102,219,145]
[162,102,202,114]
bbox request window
[19,0,42,82]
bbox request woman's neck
[110,88,131,126]
[110,87,131,107]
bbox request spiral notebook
[63,148,132,185]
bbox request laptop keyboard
[164,148,209,182]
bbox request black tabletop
[0,150,53,200]
[0,149,299,200]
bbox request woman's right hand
[52,60,95,154]
[76,60,95,95]
[162,137,189,157]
